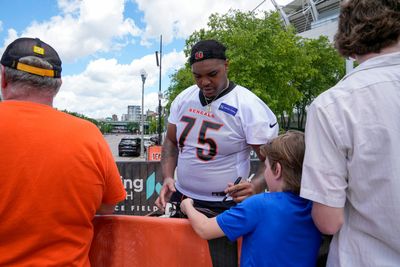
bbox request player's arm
[227,145,266,202]
[155,123,179,211]
[312,202,344,235]
[180,199,225,240]
[161,123,179,180]
[249,144,267,193]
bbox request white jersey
[169,82,278,201]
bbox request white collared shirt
[301,52,400,266]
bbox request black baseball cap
[189,39,227,65]
[1,37,62,78]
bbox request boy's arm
[180,199,225,240]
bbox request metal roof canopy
[276,0,341,34]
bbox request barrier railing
[89,215,213,267]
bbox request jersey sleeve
[241,95,278,145]
[300,102,347,208]
[168,92,184,125]
[216,196,261,241]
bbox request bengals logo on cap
[195,51,204,60]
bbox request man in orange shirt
[0,37,126,266]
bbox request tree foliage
[98,122,113,134]
[127,121,139,133]
[148,116,165,134]
[293,36,345,129]
[166,10,345,130]
[61,110,113,134]
[165,68,194,111]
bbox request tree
[127,121,139,133]
[61,110,114,134]
[148,116,165,134]
[165,68,194,111]
[185,11,307,124]
[165,10,345,130]
[293,36,345,129]
[98,121,113,134]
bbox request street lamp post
[155,35,163,145]
[140,69,147,158]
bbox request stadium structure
[271,0,353,72]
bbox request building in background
[276,0,352,73]
[278,0,340,41]
[127,105,141,122]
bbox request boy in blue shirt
[181,131,321,266]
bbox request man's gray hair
[4,56,62,98]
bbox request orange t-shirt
[0,101,126,266]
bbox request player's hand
[180,198,194,215]
[155,177,176,212]
[225,181,256,203]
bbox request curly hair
[334,0,400,58]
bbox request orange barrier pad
[89,215,213,267]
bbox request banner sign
[147,145,162,161]
[114,161,260,216]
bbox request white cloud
[0,29,18,56]
[135,0,290,44]
[54,50,186,119]
[2,0,141,62]
[0,21,3,32]
[57,0,81,15]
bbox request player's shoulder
[229,84,264,105]
[177,84,198,97]
[171,85,197,104]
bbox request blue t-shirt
[216,192,321,267]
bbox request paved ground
[103,134,145,162]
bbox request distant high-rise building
[112,114,118,121]
[127,105,141,122]
[146,110,156,118]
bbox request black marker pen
[222,177,242,202]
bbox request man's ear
[1,66,6,89]
[1,66,7,99]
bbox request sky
[0,0,292,119]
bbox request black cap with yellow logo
[1,37,62,78]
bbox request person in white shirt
[155,39,278,266]
[300,0,400,266]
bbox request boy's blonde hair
[260,130,305,195]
